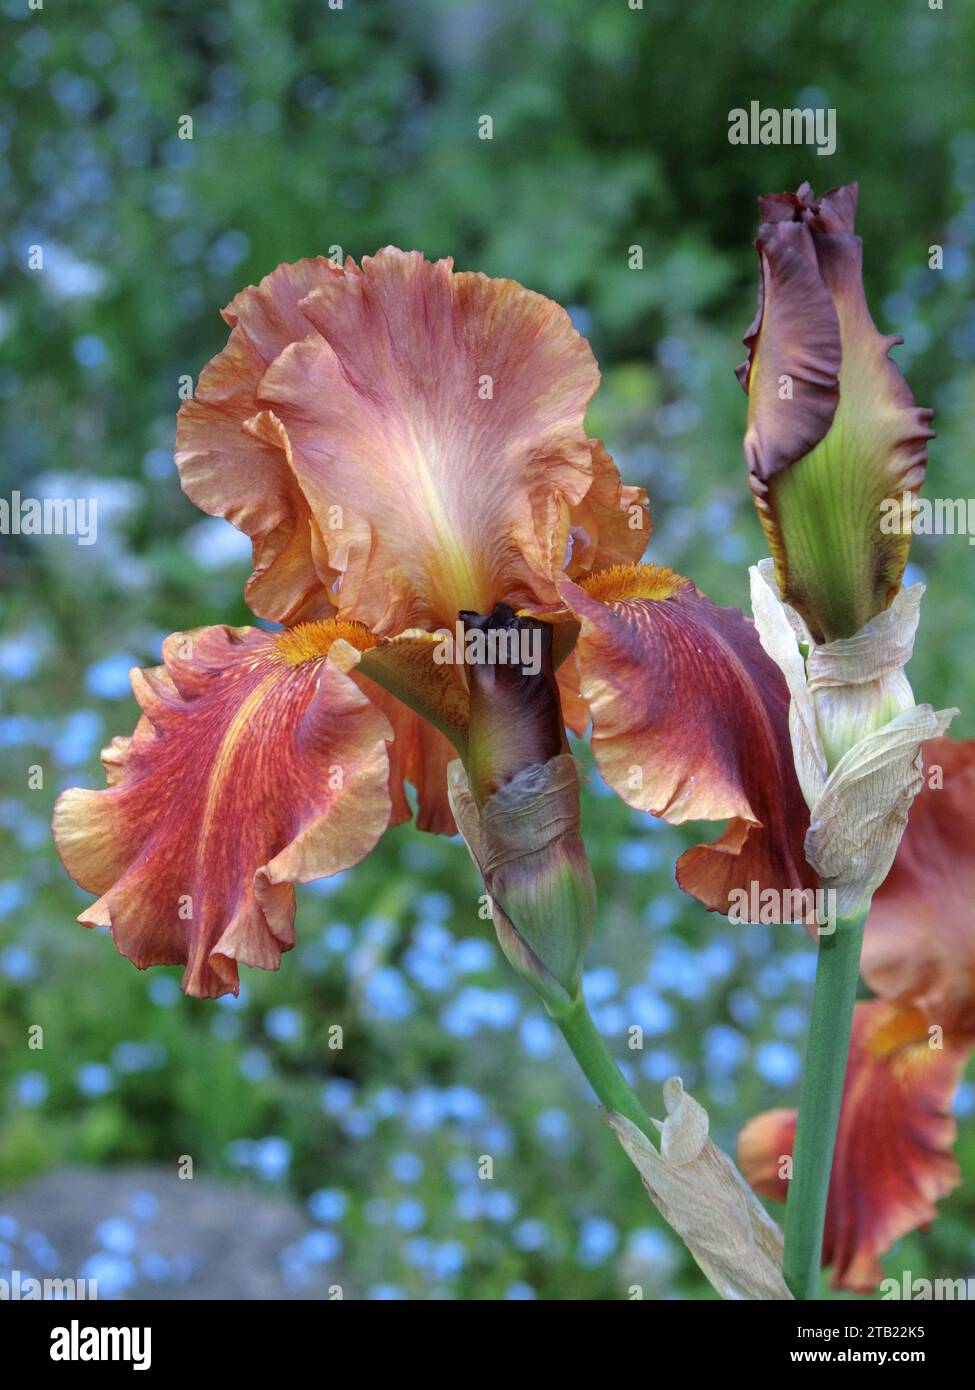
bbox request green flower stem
[547,991,657,1142]
[783,907,869,1300]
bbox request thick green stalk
[783,908,868,1299]
[547,992,657,1142]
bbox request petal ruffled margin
[53,624,393,998]
[175,259,345,625]
[192,248,602,635]
[739,1001,967,1292]
[558,564,817,920]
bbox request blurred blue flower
[129,1191,159,1223]
[627,1227,676,1268]
[440,986,519,1037]
[393,1198,426,1232]
[482,1189,517,1224]
[513,1218,549,1252]
[340,1108,376,1139]
[625,986,675,1036]
[322,923,353,952]
[308,1189,348,1224]
[79,1253,135,1296]
[519,1012,557,1058]
[389,1152,423,1184]
[94,1219,136,1256]
[84,653,137,700]
[0,881,27,920]
[240,1045,274,1078]
[703,1024,748,1075]
[535,1108,572,1144]
[320,1078,357,1115]
[0,633,46,680]
[755,1040,801,1087]
[641,1049,680,1082]
[431,1241,466,1278]
[583,966,618,1003]
[52,710,103,768]
[253,1135,291,1182]
[363,966,415,1022]
[14,1072,48,1107]
[264,1006,303,1043]
[148,975,181,1007]
[76,1062,114,1097]
[1,944,37,981]
[577,1216,619,1266]
[72,333,108,369]
[616,839,662,873]
[504,1281,536,1300]
[453,937,493,973]
[299,1230,341,1263]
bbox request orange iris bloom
[54,249,813,997]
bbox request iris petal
[53,624,393,997]
[558,564,816,919]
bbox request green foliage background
[1,0,974,1299]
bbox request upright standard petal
[738,183,934,642]
[175,259,346,624]
[241,248,601,633]
[53,623,393,998]
[739,1001,967,1292]
[558,564,817,920]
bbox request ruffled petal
[250,248,601,632]
[737,187,842,486]
[564,440,650,580]
[558,564,816,918]
[175,259,345,624]
[863,737,975,1037]
[738,1001,968,1292]
[53,623,393,998]
[738,184,934,642]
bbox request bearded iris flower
[54,248,812,1001]
[739,738,975,1293]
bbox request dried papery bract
[606,1080,792,1301]
[750,560,956,915]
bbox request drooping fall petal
[53,623,393,998]
[738,183,934,643]
[739,1001,968,1292]
[863,737,975,1037]
[558,564,817,920]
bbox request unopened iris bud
[737,182,934,644]
[448,604,595,1007]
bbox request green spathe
[447,754,595,1006]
